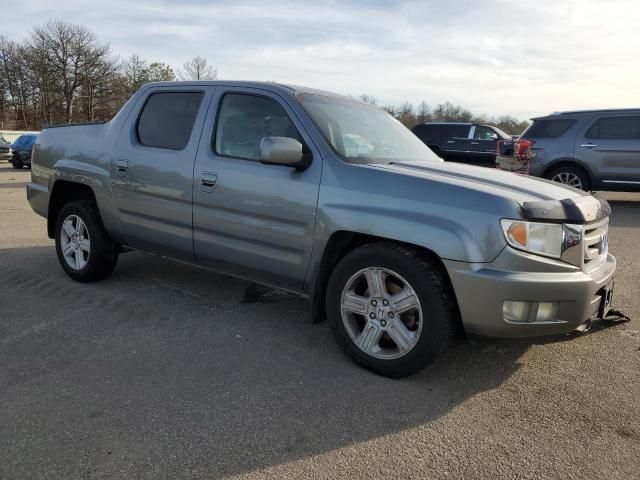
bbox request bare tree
[79,43,118,122]
[397,102,416,127]
[29,20,101,123]
[0,37,32,128]
[415,101,432,124]
[179,56,217,80]
[122,54,148,95]
[432,101,474,123]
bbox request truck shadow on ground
[0,245,538,478]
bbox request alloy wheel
[340,267,423,360]
[60,214,91,270]
[551,172,583,190]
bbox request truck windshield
[297,93,441,164]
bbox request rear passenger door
[192,88,322,291]
[440,125,472,162]
[576,115,640,188]
[111,86,213,261]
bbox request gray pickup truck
[27,81,616,377]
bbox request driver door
[192,88,322,290]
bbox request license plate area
[598,281,614,319]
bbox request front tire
[326,243,456,378]
[55,200,119,282]
[546,165,590,191]
[11,154,23,169]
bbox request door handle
[471,142,480,145]
[446,140,455,144]
[116,159,129,177]
[580,143,598,148]
[200,172,218,192]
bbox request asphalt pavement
[1,162,639,479]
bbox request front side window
[298,94,440,164]
[474,126,498,140]
[586,116,640,139]
[214,93,301,161]
[137,92,203,150]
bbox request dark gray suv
[523,109,640,191]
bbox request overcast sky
[2,0,639,119]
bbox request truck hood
[367,160,610,224]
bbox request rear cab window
[522,119,575,139]
[136,91,203,150]
[585,116,640,139]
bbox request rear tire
[545,165,590,191]
[326,242,456,378]
[55,200,119,282]
[11,154,23,169]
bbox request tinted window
[137,92,203,150]
[523,119,575,139]
[215,94,301,161]
[412,124,470,140]
[586,116,640,139]
[12,135,37,150]
[473,126,498,140]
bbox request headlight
[501,219,564,258]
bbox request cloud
[2,0,639,118]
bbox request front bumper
[444,246,616,338]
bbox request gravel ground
[0,162,638,479]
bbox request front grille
[583,218,608,270]
[0,147,9,153]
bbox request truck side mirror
[259,136,308,169]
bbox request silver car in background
[522,108,640,191]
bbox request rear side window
[412,124,470,140]
[523,119,575,139]
[137,92,203,150]
[586,116,640,139]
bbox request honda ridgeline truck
[27,82,616,377]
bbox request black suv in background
[521,109,640,191]
[411,122,512,167]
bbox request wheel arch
[47,180,98,239]
[542,158,594,188]
[310,230,464,335]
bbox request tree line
[0,20,217,130]
[360,95,529,135]
[1,19,528,135]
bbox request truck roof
[416,122,474,126]
[145,80,346,99]
[533,107,640,120]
